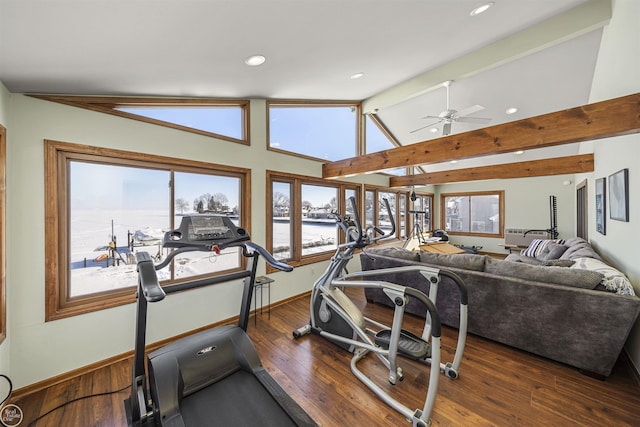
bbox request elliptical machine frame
[293,197,468,427]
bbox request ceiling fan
[410,80,491,136]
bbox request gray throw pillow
[504,254,574,267]
[484,258,603,289]
[419,251,486,271]
[539,242,568,260]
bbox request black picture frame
[595,177,606,234]
[609,168,629,222]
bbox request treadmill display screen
[188,216,231,241]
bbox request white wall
[0,82,10,379]
[580,0,640,372]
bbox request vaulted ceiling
[0,0,614,181]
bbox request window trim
[0,125,6,343]
[266,100,362,162]
[30,95,250,145]
[44,140,251,321]
[266,170,360,270]
[439,190,505,238]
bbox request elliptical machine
[125,214,317,427]
[293,197,468,427]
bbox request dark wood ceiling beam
[323,92,640,179]
[390,154,594,187]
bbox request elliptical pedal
[374,329,431,360]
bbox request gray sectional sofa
[360,238,640,377]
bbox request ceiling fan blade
[455,104,485,117]
[410,121,441,134]
[442,122,452,136]
[456,116,492,124]
[419,114,441,120]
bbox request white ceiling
[0,0,609,174]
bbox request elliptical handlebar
[244,241,293,272]
[335,196,395,249]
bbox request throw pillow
[505,254,574,267]
[570,257,636,296]
[521,239,566,259]
[419,251,486,272]
[485,258,603,289]
[539,242,568,260]
[368,247,420,262]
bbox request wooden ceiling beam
[323,92,640,179]
[390,154,594,187]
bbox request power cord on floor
[25,383,130,427]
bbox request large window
[32,95,250,145]
[441,191,504,237]
[268,171,360,267]
[408,192,434,239]
[45,140,250,320]
[268,102,360,161]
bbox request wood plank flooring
[13,288,640,426]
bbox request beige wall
[0,82,10,378]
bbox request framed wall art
[609,168,629,222]
[595,177,606,234]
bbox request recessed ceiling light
[350,72,364,80]
[429,127,439,133]
[245,54,266,66]
[515,150,524,155]
[450,160,458,164]
[470,2,494,16]
[506,107,519,115]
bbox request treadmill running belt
[181,369,299,426]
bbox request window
[441,191,504,237]
[31,95,250,145]
[365,114,407,176]
[268,171,359,267]
[45,140,250,320]
[268,102,360,161]
[364,186,411,241]
[0,125,5,343]
[408,192,434,239]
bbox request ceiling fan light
[470,2,494,16]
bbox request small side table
[254,275,274,325]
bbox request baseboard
[11,290,312,401]
[621,348,640,387]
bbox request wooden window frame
[30,95,250,145]
[266,171,360,270]
[439,190,505,238]
[364,185,412,242]
[44,140,251,321]
[266,100,362,162]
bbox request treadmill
[125,214,317,426]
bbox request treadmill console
[163,215,250,248]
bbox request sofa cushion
[367,246,420,261]
[485,257,603,289]
[419,251,486,272]
[539,242,569,260]
[505,254,575,267]
[570,257,636,296]
[560,238,602,261]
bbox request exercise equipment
[293,197,468,427]
[125,214,316,427]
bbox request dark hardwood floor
[13,288,640,426]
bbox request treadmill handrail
[244,242,293,272]
[135,252,165,302]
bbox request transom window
[45,140,250,320]
[31,95,249,144]
[268,102,360,161]
[440,191,504,237]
